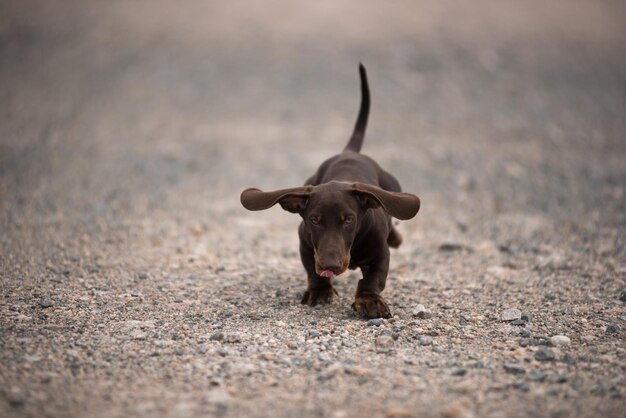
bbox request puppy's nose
[321,261,342,274]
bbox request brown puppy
[241,64,420,319]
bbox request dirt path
[1,1,625,417]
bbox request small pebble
[223,332,241,343]
[510,319,526,326]
[66,349,80,361]
[7,387,25,406]
[534,346,556,361]
[606,324,619,334]
[343,363,370,376]
[210,332,224,341]
[451,368,467,376]
[138,271,149,280]
[40,372,58,383]
[318,352,332,363]
[548,335,571,347]
[412,304,432,319]
[376,335,395,349]
[368,318,384,327]
[527,371,546,382]
[39,298,53,308]
[501,308,522,321]
[530,337,549,346]
[504,364,526,375]
[308,330,321,338]
[439,241,465,252]
[548,374,568,384]
[319,362,343,380]
[418,336,432,346]
[393,323,407,333]
[513,382,531,392]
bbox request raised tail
[344,63,370,153]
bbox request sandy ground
[1,1,625,417]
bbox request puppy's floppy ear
[240,186,312,214]
[352,183,420,220]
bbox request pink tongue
[320,270,336,278]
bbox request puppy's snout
[320,257,342,273]
[316,248,349,276]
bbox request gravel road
[1,1,625,417]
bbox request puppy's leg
[299,240,338,306]
[352,247,392,319]
[387,225,403,248]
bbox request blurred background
[2,0,625,232]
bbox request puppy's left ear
[352,183,420,220]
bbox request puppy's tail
[344,63,370,153]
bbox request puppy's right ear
[240,186,312,214]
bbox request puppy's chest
[348,248,377,270]
[348,234,386,269]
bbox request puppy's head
[241,181,420,278]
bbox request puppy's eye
[310,216,320,225]
[343,215,354,225]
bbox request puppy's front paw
[352,294,392,319]
[301,286,338,306]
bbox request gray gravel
[1,1,625,418]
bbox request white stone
[549,335,571,346]
[500,308,522,321]
[413,304,432,319]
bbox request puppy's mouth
[319,269,337,278]
[314,253,350,279]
